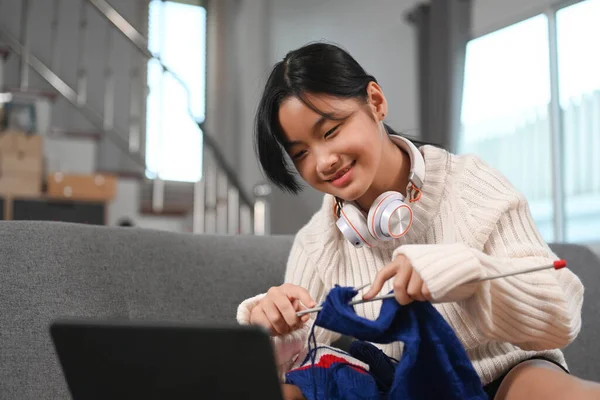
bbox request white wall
[472,0,559,37]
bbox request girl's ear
[366,81,388,121]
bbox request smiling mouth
[327,161,356,182]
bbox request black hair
[255,42,429,194]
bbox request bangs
[295,91,356,122]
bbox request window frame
[464,0,591,243]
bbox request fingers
[406,269,426,302]
[363,263,398,300]
[292,299,311,323]
[283,285,315,325]
[261,295,291,335]
[363,255,431,305]
[273,294,303,329]
[393,263,414,305]
[422,283,433,302]
[250,305,276,335]
[250,285,315,336]
[283,283,317,308]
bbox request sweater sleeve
[236,236,342,377]
[393,191,584,352]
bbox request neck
[356,136,411,211]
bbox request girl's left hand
[362,254,433,305]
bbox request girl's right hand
[249,283,317,336]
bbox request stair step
[1,87,58,102]
[139,207,189,217]
[96,170,145,180]
[48,128,102,141]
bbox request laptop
[49,319,284,400]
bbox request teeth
[332,165,350,180]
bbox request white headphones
[335,134,425,248]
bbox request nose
[315,148,340,178]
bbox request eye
[324,124,341,139]
[292,149,307,160]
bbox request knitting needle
[476,259,566,282]
[296,260,567,316]
[296,283,369,317]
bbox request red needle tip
[554,260,567,269]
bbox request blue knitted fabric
[285,285,487,400]
[285,345,381,400]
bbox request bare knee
[577,380,600,399]
[496,359,600,400]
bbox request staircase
[0,0,270,234]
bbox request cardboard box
[0,130,17,152]
[0,173,42,197]
[17,133,42,156]
[0,153,42,174]
[0,131,43,197]
[47,173,117,202]
[0,130,43,156]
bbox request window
[460,15,554,239]
[146,0,206,182]
[556,0,600,242]
[460,0,600,243]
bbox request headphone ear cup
[336,203,374,248]
[367,191,409,240]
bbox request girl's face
[278,82,388,202]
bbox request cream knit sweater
[237,145,584,385]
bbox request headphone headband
[388,134,425,191]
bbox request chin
[315,166,372,201]
[331,183,368,203]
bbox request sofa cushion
[0,221,293,399]
[1,221,598,399]
[550,243,600,380]
[0,222,128,399]
[107,227,293,322]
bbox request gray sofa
[1,221,599,399]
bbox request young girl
[236,42,599,399]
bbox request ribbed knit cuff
[236,293,266,324]
[393,243,483,302]
[274,325,310,376]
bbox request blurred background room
[0,0,598,255]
